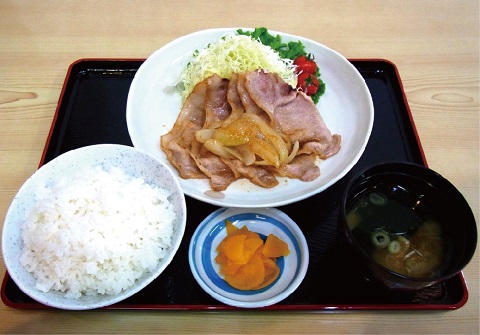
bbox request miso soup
[346,185,446,278]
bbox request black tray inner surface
[3,60,465,309]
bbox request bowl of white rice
[2,144,187,310]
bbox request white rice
[19,165,177,299]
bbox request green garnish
[237,27,306,60]
[238,27,325,103]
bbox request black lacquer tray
[1,59,469,310]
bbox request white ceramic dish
[2,144,187,310]
[188,207,309,308]
[126,28,374,207]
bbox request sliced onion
[196,129,216,143]
[214,127,249,146]
[204,139,235,159]
[200,111,299,169]
[267,134,288,165]
[285,141,300,165]
[235,144,256,165]
[249,137,280,168]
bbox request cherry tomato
[293,55,317,74]
[296,72,319,95]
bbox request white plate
[126,28,374,207]
[188,207,309,308]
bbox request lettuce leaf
[237,27,306,60]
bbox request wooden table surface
[1,1,478,334]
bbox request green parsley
[237,27,325,103]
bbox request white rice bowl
[2,144,187,310]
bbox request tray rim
[1,268,470,310]
[1,58,469,311]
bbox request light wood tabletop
[1,1,478,334]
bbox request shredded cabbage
[178,34,297,102]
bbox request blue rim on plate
[188,207,309,308]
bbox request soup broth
[346,183,446,278]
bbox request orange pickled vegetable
[262,234,291,258]
[224,254,265,290]
[225,219,239,235]
[216,220,290,290]
[255,256,281,290]
[222,234,250,264]
[215,252,241,275]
